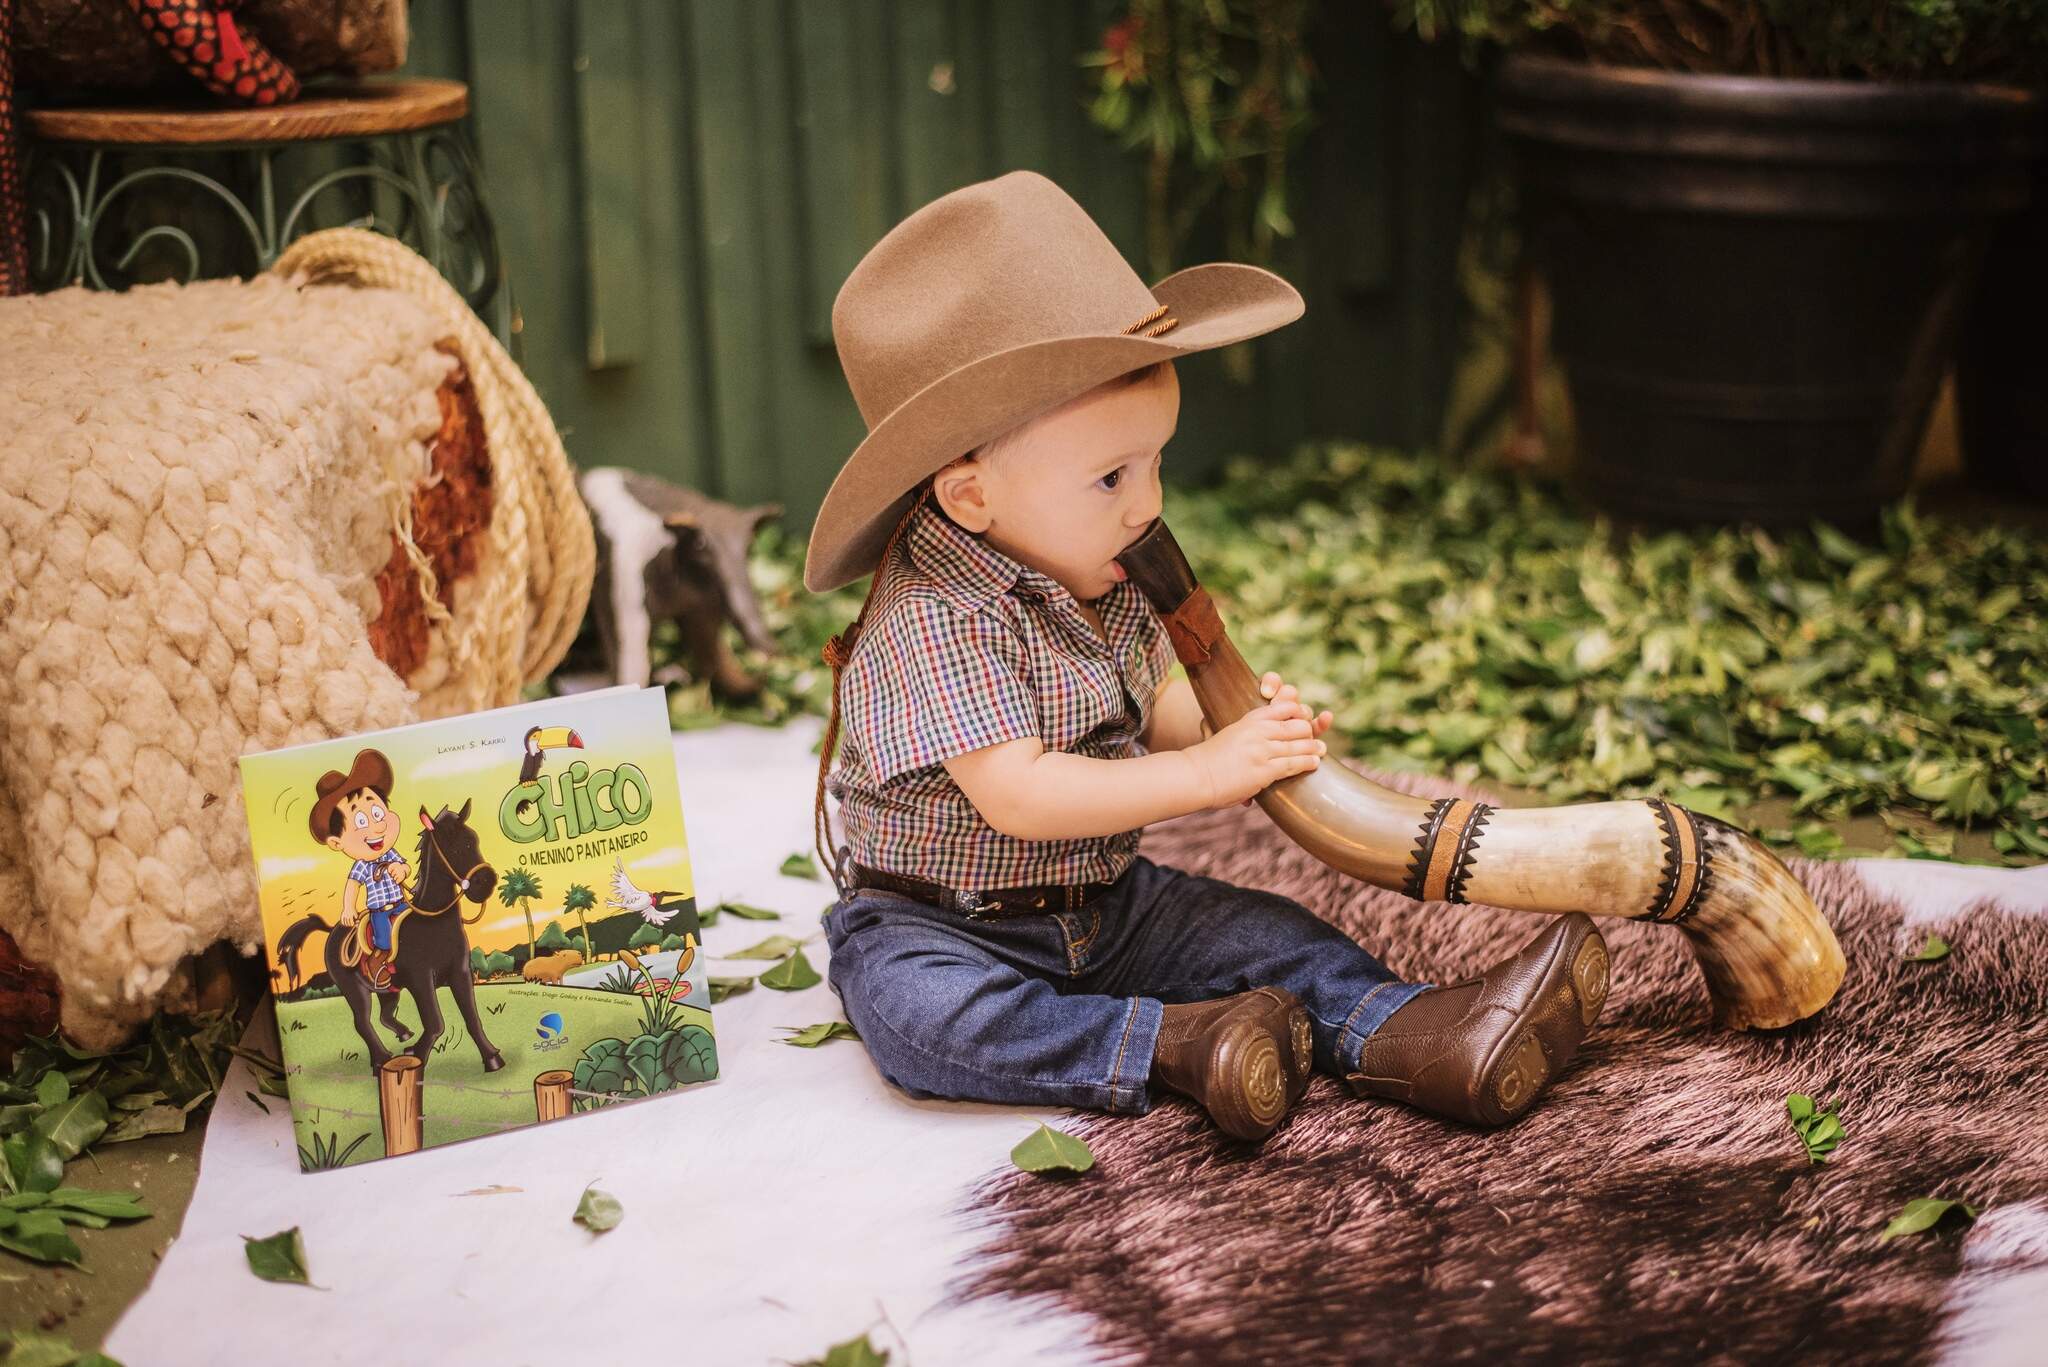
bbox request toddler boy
[806,173,1607,1139]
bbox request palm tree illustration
[564,882,597,959]
[500,867,543,961]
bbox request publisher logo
[534,1011,567,1047]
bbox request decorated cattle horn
[1115,518,1845,1031]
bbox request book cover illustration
[238,685,717,1170]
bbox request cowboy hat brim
[803,262,1303,593]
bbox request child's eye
[353,811,368,829]
[1096,469,1123,492]
[371,805,386,823]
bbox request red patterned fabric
[0,0,25,296]
[123,0,298,105]
[827,500,1174,889]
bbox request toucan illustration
[514,724,585,820]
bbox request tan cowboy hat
[803,170,1304,592]
[308,748,394,843]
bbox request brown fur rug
[953,768,2048,1365]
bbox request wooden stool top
[27,78,469,147]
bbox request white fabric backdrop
[106,719,2048,1365]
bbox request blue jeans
[822,855,1433,1114]
[367,905,400,951]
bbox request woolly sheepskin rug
[0,276,460,1046]
[957,770,2048,1365]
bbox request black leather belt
[845,860,1113,921]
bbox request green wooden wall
[401,0,1486,532]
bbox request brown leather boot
[1345,913,1609,1128]
[1151,986,1314,1141]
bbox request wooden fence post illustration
[378,1056,423,1157]
[534,1070,574,1122]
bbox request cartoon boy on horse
[309,749,409,991]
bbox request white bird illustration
[608,857,687,927]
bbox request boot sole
[1475,919,1608,1125]
[1209,1018,1291,1141]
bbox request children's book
[238,685,716,1170]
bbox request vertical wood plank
[791,2,893,346]
[893,0,974,212]
[572,0,649,369]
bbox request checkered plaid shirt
[828,500,1176,890]
[348,847,408,912]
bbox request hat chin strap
[813,485,935,894]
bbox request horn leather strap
[1163,586,1225,666]
[1401,798,1493,905]
[1636,799,1712,924]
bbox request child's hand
[339,910,357,929]
[1257,671,1333,740]
[1187,696,1325,809]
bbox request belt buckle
[957,888,1010,921]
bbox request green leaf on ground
[31,1092,108,1161]
[1879,1197,1979,1242]
[573,1184,623,1234]
[708,977,755,1004]
[759,949,822,992]
[726,935,803,961]
[718,902,782,921]
[779,1022,860,1048]
[1905,934,1951,962]
[243,1227,316,1286]
[796,1332,891,1367]
[1011,1124,1096,1176]
[0,1210,82,1266]
[780,853,821,881]
[0,1331,124,1367]
[43,1188,147,1222]
[4,1132,64,1194]
[1786,1093,1846,1165]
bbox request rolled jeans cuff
[1103,995,1164,1113]
[1336,979,1434,1073]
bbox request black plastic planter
[1498,54,2043,527]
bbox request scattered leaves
[1010,1124,1096,1176]
[573,1183,623,1234]
[726,935,804,961]
[708,976,756,1004]
[779,1022,860,1048]
[1879,1197,1980,1242]
[668,446,2048,865]
[717,902,782,921]
[759,949,822,992]
[780,852,821,881]
[243,1226,316,1286]
[1786,1093,1845,1165]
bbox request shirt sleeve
[348,860,372,884]
[844,591,1041,786]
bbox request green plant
[570,950,717,1104]
[593,964,639,994]
[1391,0,2048,83]
[296,1130,371,1171]
[1082,0,1317,348]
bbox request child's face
[326,789,399,861]
[938,363,1177,602]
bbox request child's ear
[932,458,993,533]
[324,835,343,851]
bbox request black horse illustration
[276,799,505,1075]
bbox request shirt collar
[899,497,1075,613]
